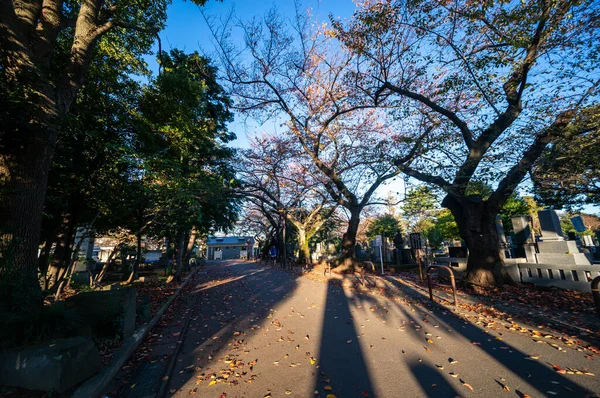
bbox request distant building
[206,236,255,260]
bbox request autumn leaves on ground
[106,260,600,398]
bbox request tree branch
[490,109,576,206]
[383,82,473,148]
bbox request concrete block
[537,240,579,254]
[505,263,520,282]
[535,253,592,266]
[0,337,101,393]
[66,287,136,338]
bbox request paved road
[113,260,600,398]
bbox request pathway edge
[73,267,201,398]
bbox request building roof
[206,236,254,246]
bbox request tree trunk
[338,208,361,270]
[126,233,142,284]
[38,237,54,290]
[296,227,310,264]
[443,195,513,287]
[175,230,185,282]
[47,213,78,289]
[183,227,197,265]
[95,242,124,285]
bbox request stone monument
[535,209,592,266]
[511,215,536,262]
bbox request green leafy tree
[366,214,401,240]
[422,209,461,250]
[37,51,144,291]
[498,193,532,235]
[532,106,600,209]
[401,186,439,231]
[138,50,239,280]
[0,0,222,322]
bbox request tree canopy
[332,0,600,286]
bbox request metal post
[417,249,424,281]
[592,276,600,318]
[426,265,458,306]
[379,244,384,275]
[282,212,287,270]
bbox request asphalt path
[156,260,599,398]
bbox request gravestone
[393,231,404,265]
[567,232,577,240]
[535,209,592,266]
[538,209,565,241]
[512,216,533,244]
[448,246,467,258]
[570,215,587,233]
[511,215,536,262]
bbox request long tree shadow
[407,358,462,397]
[397,272,600,345]
[109,260,301,397]
[313,279,376,397]
[384,276,598,396]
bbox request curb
[73,267,201,398]
[155,298,195,398]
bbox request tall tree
[138,50,239,280]
[208,6,421,269]
[401,186,439,231]
[334,0,600,286]
[366,214,401,240]
[239,135,336,264]
[39,49,143,289]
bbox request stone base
[535,252,592,266]
[0,337,101,393]
[513,244,537,263]
[537,240,579,254]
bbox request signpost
[375,235,384,275]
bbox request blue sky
[145,0,357,149]
[146,0,598,216]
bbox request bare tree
[239,134,336,263]
[207,5,421,269]
[334,0,600,286]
